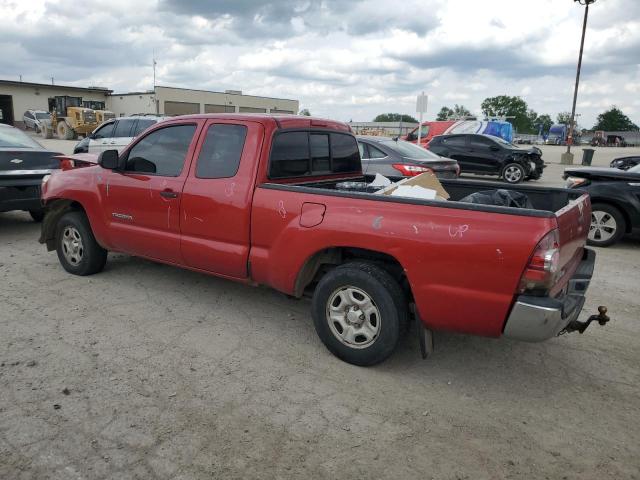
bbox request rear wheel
[502,163,524,184]
[57,121,75,140]
[55,211,107,275]
[311,261,408,366]
[588,203,625,247]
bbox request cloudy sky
[1,0,639,127]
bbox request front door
[180,120,263,278]
[101,123,199,263]
[88,120,116,153]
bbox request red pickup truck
[39,114,607,366]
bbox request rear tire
[311,261,408,366]
[588,203,625,247]
[55,211,107,275]
[57,121,75,140]
[502,162,525,184]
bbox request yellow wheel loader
[42,96,98,140]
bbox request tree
[436,106,454,121]
[593,106,639,131]
[373,113,419,123]
[480,95,534,133]
[534,114,553,134]
[436,104,472,121]
[299,108,311,116]
[556,112,571,125]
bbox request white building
[0,79,299,127]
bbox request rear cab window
[269,130,360,179]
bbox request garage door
[204,104,235,113]
[164,101,200,116]
[238,106,267,113]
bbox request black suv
[428,134,545,183]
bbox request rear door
[100,122,199,263]
[109,118,138,152]
[180,120,263,278]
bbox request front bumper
[503,248,595,342]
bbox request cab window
[125,124,196,176]
[196,124,247,178]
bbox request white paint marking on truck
[449,224,469,238]
[413,225,419,234]
[225,182,236,197]
[167,205,171,229]
[278,201,287,219]
[372,216,383,230]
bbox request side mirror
[98,149,119,170]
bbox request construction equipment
[94,110,116,124]
[42,96,98,140]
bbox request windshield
[629,164,640,173]
[0,126,44,149]
[379,139,442,160]
[35,112,51,120]
[487,135,518,148]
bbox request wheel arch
[293,246,413,300]
[39,198,89,251]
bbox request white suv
[73,115,170,154]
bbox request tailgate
[550,193,591,296]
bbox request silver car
[22,110,51,133]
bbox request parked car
[610,155,640,171]
[427,133,545,184]
[0,123,61,221]
[564,164,640,247]
[40,114,605,366]
[73,115,169,154]
[22,110,51,133]
[357,136,459,179]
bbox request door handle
[160,190,178,199]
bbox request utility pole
[562,0,596,165]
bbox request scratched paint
[225,182,236,197]
[412,225,419,234]
[167,205,171,229]
[449,224,469,238]
[496,248,504,263]
[278,201,287,219]
[372,216,383,230]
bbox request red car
[39,114,606,366]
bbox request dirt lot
[1,138,639,479]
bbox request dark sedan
[0,124,61,221]
[564,164,640,247]
[357,136,459,179]
[610,155,640,171]
[427,133,545,184]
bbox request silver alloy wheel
[61,226,84,265]
[504,165,523,183]
[326,286,381,349]
[589,210,617,243]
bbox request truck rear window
[269,131,360,179]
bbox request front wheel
[588,203,626,247]
[502,163,525,184]
[55,211,107,275]
[311,261,408,366]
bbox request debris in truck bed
[459,189,533,209]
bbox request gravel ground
[1,136,639,479]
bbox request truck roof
[169,113,352,132]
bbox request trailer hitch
[563,306,610,335]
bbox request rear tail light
[518,229,560,295]
[392,164,433,177]
[60,159,75,170]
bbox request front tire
[588,203,626,247]
[502,163,525,184]
[55,211,107,275]
[311,261,408,366]
[57,121,75,140]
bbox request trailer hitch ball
[565,305,610,335]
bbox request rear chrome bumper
[503,248,595,342]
